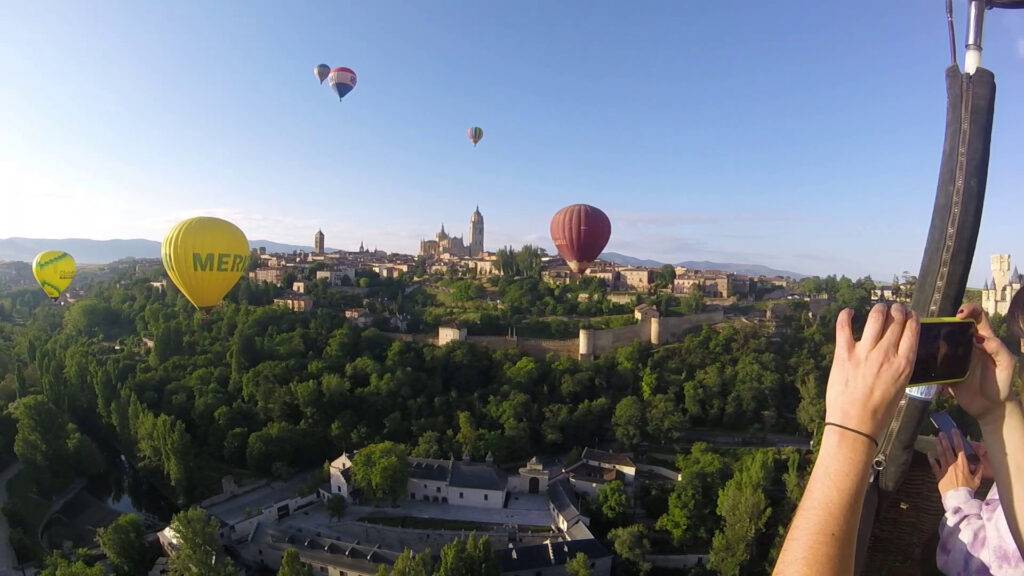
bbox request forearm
[980,399,1024,554]
[774,428,875,576]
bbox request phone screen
[908,320,975,386]
[930,410,980,468]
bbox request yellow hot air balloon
[32,251,77,300]
[162,217,250,309]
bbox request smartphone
[908,318,975,386]
[930,410,980,470]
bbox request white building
[981,254,1022,317]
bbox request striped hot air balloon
[314,64,331,84]
[467,126,483,147]
[550,204,612,275]
[327,67,357,101]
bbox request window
[423,484,427,489]
[459,492,464,499]
[484,494,489,501]
[436,486,441,493]
[410,492,416,499]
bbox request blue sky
[1,1,1021,283]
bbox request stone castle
[419,207,484,258]
[981,254,1022,317]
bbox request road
[0,462,24,575]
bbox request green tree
[566,552,592,576]
[9,395,72,491]
[96,513,150,576]
[326,494,347,520]
[597,480,629,526]
[39,552,104,576]
[612,396,645,450]
[657,442,726,547]
[383,548,433,576]
[608,524,651,575]
[168,508,239,576]
[455,411,479,458]
[278,549,313,576]
[351,442,409,505]
[435,535,498,576]
[657,264,677,288]
[709,450,774,576]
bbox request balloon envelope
[549,204,612,275]
[162,217,250,309]
[468,126,484,146]
[327,67,357,101]
[32,251,76,300]
[314,64,331,84]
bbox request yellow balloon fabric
[162,217,250,309]
[32,251,77,300]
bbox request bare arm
[977,400,1024,553]
[955,304,1024,554]
[774,304,919,575]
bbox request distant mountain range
[600,251,806,279]
[0,237,337,263]
[0,238,805,278]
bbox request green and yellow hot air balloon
[32,251,77,300]
[162,217,250,309]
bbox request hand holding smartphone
[930,410,981,471]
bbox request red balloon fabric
[549,204,612,274]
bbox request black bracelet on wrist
[823,421,879,449]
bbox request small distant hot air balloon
[327,67,357,101]
[314,64,331,84]
[162,217,250,309]
[550,204,612,275]
[32,251,76,300]
[467,127,484,147]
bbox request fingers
[952,428,966,455]
[834,308,855,357]
[959,304,996,338]
[973,333,1014,370]
[972,461,984,486]
[879,304,909,354]
[897,309,920,365]
[860,303,890,350]
[937,432,954,467]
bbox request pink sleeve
[936,488,986,575]
[936,486,1024,575]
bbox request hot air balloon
[327,67,357,101]
[32,251,76,300]
[467,127,484,147]
[162,217,250,309]
[314,64,331,84]
[550,204,612,275]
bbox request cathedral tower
[470,206,484,257]
[314,229,325,255]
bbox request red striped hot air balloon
[550,204,612,275]
[328,67,357,101]
[467,126,483,147]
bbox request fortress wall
[657,310,725,342]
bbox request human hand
[825,303,919,443]
[953,304,1019,425]
[930,431,982,496]
[970,441,994,481]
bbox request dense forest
[0,266,894,572]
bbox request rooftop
[581,447,636,469]
[205,472,316,524]
[408,457,451,482]
[499,539,611,572]
[564,461,622,484]
[449,461,506,491]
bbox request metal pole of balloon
[854,1,1024,570]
